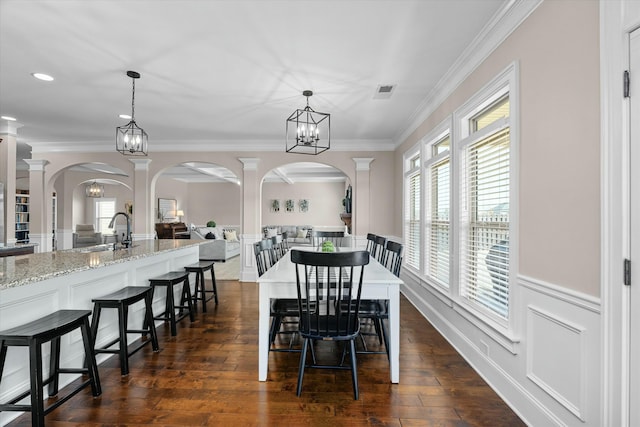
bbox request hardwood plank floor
[7,280,525,426]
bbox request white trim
[519,274,601,314]
[600,1,636,426]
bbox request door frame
[600,2,639,426]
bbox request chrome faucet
[108,212,132,248]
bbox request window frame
[453,62,519,334]
[422,118,453,291]
[94,198,117,235]
[403,143,422,274]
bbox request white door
[630,27,640,427]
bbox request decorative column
[239,157,260,282]
[0,121,21,245]
[24,159,50,252]
[352,158,374,248]
[129,158,153,241]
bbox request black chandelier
[116,70,148,156]
[286,90,330,155]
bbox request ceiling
[0,0,507,181]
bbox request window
[459,96,511,318]
[404,152,421,270]
[95,198,116,234]
[426,135,450,286]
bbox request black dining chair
[291,249,370,400]
[359,240,403,360]
[254,239,299,351]
[373,235,387,262]
[311,230,345,249]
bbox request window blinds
[406,171,421,269]
[460,128,510,317]
[428,156,450,286]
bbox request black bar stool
[0,310,102,426]
[184,260,218,312]
[90,286,160,376]
[148,271,195,336]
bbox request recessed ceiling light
[31,73,54,81]
[119,114,131,119]
[1,116,17,121]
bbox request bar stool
[184,260,218,312]
[0,310,102,426]
[148,271,195,336]
[90,286,160,376]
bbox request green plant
[206,220,217,227]
[321,240,335,252]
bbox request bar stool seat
[90,286,160,376]
[184,260,218,312]
[0,310,102,426]
[148,271,195,336]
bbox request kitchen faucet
[108,212,132,248]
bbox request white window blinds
[406,170,421,269]
[427,155,450,285]
[95,199,116,234]
[460,127,510,317]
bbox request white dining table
[256,246,403,383]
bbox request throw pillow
[205,232,216,239]
[296,229,306,239]
[224,229,238,241]
[266,228,278,238]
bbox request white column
[352,157,374,248]
[24,159,50,252]
[239,157,260,282]
[0,121,22,245]
[129,158,154,240]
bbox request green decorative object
[321,240,335,252]
[206,220,217,227]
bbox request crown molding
[393,0,543,148]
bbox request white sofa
[262,225,313,245]
[191,226,240,261]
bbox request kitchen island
[0,239,208,426]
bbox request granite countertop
[0,239,207,291]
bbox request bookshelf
[15,190,29,243]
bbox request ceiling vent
[373,84,396,99]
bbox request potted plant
[206,220,217,227]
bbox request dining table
[256,246,403,383]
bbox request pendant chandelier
[116,70,148,156]
[286,90,330,155]
[86,181,105,198]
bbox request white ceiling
[1,0,507,182]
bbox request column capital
[0,120,23,136]
[239,157,260,170]
[129,158,152,170]
[24,159,49,171]
[353,157,374,171]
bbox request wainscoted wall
[401,272,601,426]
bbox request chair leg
[349,339,359,400]
[296,338,309,397]
[118,304,129,376]
[197,271,206,313]
[182,278,195,321]
[29,341,45,427]
[48,336,61,396]
[80,317,102,396]
[144,291,160,352]
[209,267,219,305]
[166,284,177,336]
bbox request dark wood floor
[7,280,525,426]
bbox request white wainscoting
[402,272,601,426]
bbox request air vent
[373,84,396,99]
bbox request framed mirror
[158,198,177,222]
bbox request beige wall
[186,182,241,227]
[394,0,600,296]
[261,181,345,227]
